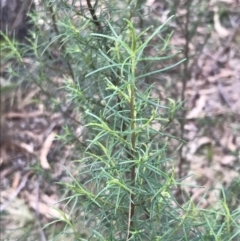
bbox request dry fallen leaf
[213,7,230,38]
[40,131,56,169]
[185,136,213,157]
[208,68,234,83]
[27,193,69,220]
[17,88,40,110]
[19,142,34,153]
[4,110,50,119]
[220,155,236,166]
[12,171,21,189]
[186,95,207,119]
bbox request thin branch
[48,2,74,79]
[86,0,102,30]
[178,0,192,180]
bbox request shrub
[1,1,240,240]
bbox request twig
[217,81,233,111]
[48,2,74,79]
[126,195,132,241]
[0,174,28,212]
[35,175,47,241]
[178,0,192,180]
[11,0,33,34]
[86,0,102,30]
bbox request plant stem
[178,0,191,180]
[127,37,137,239]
